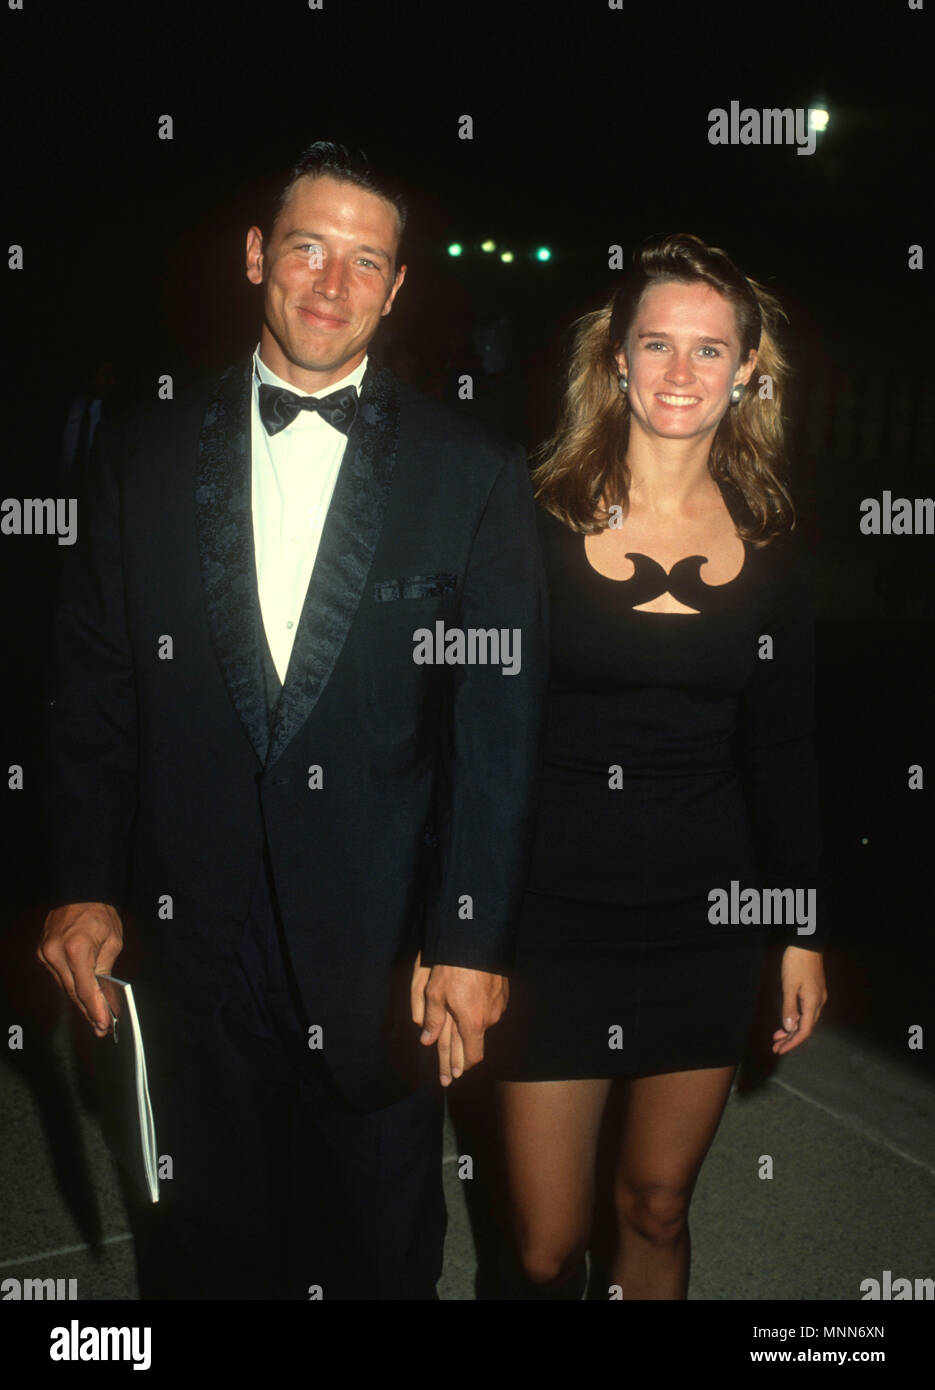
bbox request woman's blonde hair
[532,233,794,543]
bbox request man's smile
[297,306,349,328]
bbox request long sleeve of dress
[736,529,832,950]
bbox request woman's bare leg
[600,1065,737,1300]
[498,1077,612,1290]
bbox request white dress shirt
[251,345,368,683]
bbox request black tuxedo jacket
[41,356,547,1109]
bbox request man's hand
[410,952,509,1087]
[38,902,124,1038]
[772,945,828,1055]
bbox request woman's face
[615,280,757,448]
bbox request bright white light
[500,251,514,263]
[809,108,829,132]
[481,239,496,253]
[447,242,463,257]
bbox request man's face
[245,174,406,390]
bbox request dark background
[2,0,932,1172]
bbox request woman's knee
[616,1181,692,1246]
[516,1229,589,1286]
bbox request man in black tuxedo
[38,142,546,1300]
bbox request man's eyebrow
[284,230,391,261]
[638,331,731,347]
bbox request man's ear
[381,263,407,317]
[245,225,265,286]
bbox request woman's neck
[625,437,720,518]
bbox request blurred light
[447,242,463,257]
[481,239,496,253]
[809,108,829,132]
[500,251,514,263]
[535,246,552,262]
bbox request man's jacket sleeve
[41,415,139,911]
[421,447,548,974]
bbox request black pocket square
[373,573,458,601]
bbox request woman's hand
[772,946,828,1055]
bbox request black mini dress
[487,485,830,1081]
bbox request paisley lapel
[267,361,400,766]
[194,360,270,767]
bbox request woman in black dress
[487,233,829,1299]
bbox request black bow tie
[258,382,359,437]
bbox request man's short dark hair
[269,140,408,257]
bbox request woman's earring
[618,373,628,392]
[729,384,744,405]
